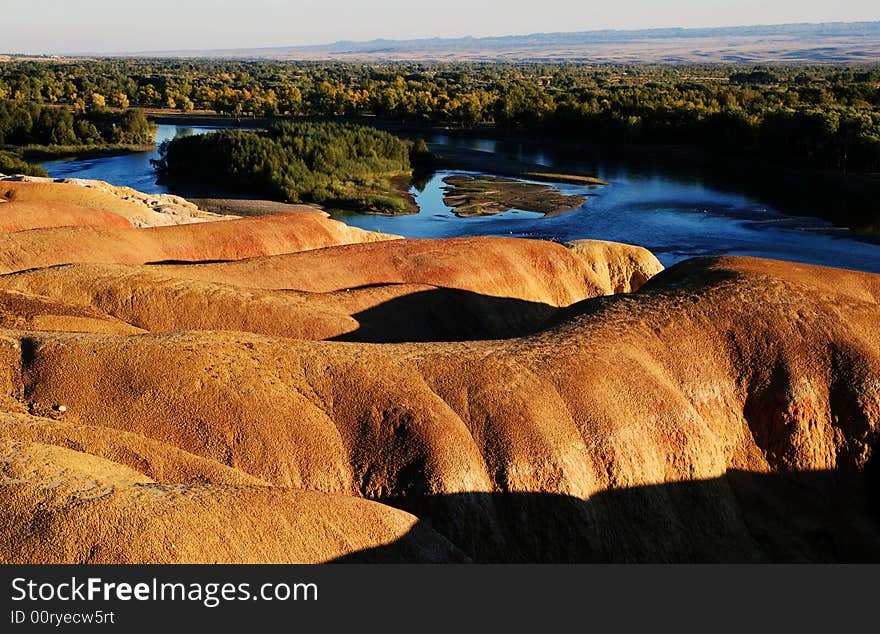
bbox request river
[42,124,880,274]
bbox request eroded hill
[0,179,877,563]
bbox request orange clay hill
[0,177,878,563]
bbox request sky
[1,0,878,54]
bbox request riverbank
[166,188,328,217]
[147,110,271,128]
[10,143,155,162]
[165,178,417,218]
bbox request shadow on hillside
[145,259,236,265]
[331,467,880,563]
[329,262,744,343]
[330,287,560,343]
[638,256,742,291]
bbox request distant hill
[144,21,880,63]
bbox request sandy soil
[185,196,327,217]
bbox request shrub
[0,150,48,176]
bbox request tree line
[0,59,878,171]
[0,99,155,147]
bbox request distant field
[0,55,89,63]
[148,22,880,63]
[246,35,880,64]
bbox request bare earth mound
[0,210,399,273]
[0,182,876,563]
[154,237,663,304]
[0,199,133,233]
[0,238,661,341]
[2,252,878,562]
[0,429,466,563]
[0,288,144,335]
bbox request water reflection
[41,124,880,274]
[41,125,237,195]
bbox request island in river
[442,174,588,218]
[149,119,604,219]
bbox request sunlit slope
[0,212,399,274]
[1,257,877,561]
[0,179,877,562]
[0,237,662,340]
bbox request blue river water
[42,124,880,274]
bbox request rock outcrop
[1,177,226,227]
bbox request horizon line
[3,18,879,58]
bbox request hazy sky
[1,0,878,54]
